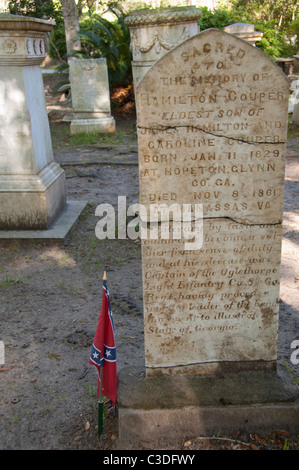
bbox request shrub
[199,5,298,59]
[48,8,132,87]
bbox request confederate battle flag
[89,272,117,409]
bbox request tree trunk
[60,0,81,58]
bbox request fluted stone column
[125,6,201,88]
[0,14,66,230]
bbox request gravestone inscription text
[136,29,289,376]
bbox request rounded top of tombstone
[0,14,55,32]
[124,6,201,27]
[224,22,255,32]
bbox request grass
[281,356,299,385]
[49,118,136,151]
[68,128,136,147]
[0,275,25,288]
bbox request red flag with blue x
[89,274,117,409]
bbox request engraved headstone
[69,58,116,135]
[136,29,289,377]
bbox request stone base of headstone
[117,367,299,446]
[70,116,116,135]
[0,200,87,245]
[0,162,66,230]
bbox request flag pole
[98,271,106,440]
[98,367,104,440]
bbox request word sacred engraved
[180,41,246,68]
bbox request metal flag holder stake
[98,271,106,440]
[98,366,104,440]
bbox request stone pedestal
[125,6,202,87]
[117,367,299,447]
[0,14,66,230]
[224,22,262,46]
[69,58,115,135]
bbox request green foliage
[199,6,237,31]
[8,0,63,22]
[199,3,298,59]
[49,6,132,86]
[230,0,299,58]
[79,10,132,85]
[48,22,67,61]
[231,0,298,32]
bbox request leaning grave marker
[135,29,289,377]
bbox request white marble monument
[125,6,202,87]
[0,14,66,230]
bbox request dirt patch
[0,73,298,451]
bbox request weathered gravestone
[135,28,289,377]
[69,58,116,135]
[125,6,201,87]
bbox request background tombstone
[0,14,66,229]
[292,54,299,124]
[135,28,289,377]
[292,79,299,125]
[69,58,116,135]
[224,22,263,47]
[124,6,201,88]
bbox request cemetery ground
[0,72,299,451]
